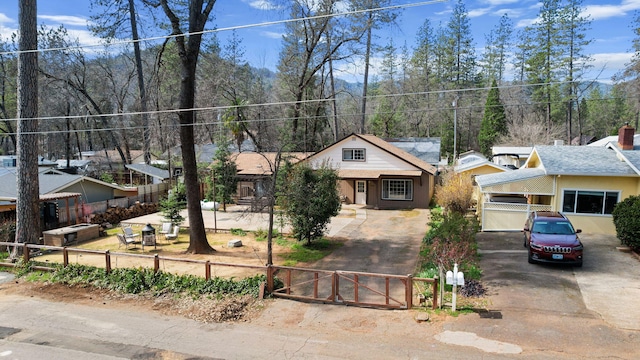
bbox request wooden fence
[0,241,438,310]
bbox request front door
[355,180,367,205]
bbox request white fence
[481,202,552,231]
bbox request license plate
[552,254,564,260]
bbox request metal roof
[125,163,170,180]
[454,159,511,173]
[385,137,441,165]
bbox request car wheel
[528,249,535,264]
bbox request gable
[306,134,436,175]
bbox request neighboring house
[385,137,441,167]
[475,125,640,234]
[0,168,135,230]
[80,149,158,172]
[491,146,533,168]
[304,133,437,209]
[125,163,171,185]
[228,152,306,204]
[1,155,57,168]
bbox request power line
[0,78,608,124]
[0,0,447,57]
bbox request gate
[481,202,551,231]
[267,265,438,310]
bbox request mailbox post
[446,263,465,312]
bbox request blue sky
[0,0,638,83]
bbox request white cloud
[247,1,281,11]
[0,13,14,24]
[469,7,493,18]
[584,0,640,20]
[591,52,633,71]
[38,15,89,27]
[261,30,283,39]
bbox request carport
[476,168,553,231]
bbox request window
[562,190,619,214]
[342,148,365,161]
[382,179,413,200]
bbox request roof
[229,152,306,176]
[476,168,547,188]
[338,169,423,179]
[588,134,640,148]
[384,137,441,165]
[530,145,637,176]
[0,171,126,201]
[454,159,511,173]
[355,134,438,175]
[125,163,171,180]
[491,146,533,157]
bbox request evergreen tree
[478,80,507,157]
[481,14,512,84]
[279,162,341,245]
[211,141,238,212]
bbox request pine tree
[478,80,507,157]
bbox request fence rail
[1,241,438,310]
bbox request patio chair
[122,226,141,240]
[117,233,138,249]
[158,222,172,238]
[165,225,179,241]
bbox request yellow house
[475,125,640,235]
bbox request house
[491,146,533,168]
[212,152,305,205]
[304,133,438,209]
[475,125,640,234]
[0,168,135,230]
[385,137,441,167]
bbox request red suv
[523,211,583,267]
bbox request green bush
[612,195,640,251]
[45,264,275,298]
[420,211,480,276]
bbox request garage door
[482,202,551,231]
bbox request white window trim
[342,148,366,162]
[382,179,413,201]
[561,188,620,215]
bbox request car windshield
[532,221,575,235]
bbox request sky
[0,0,639,84]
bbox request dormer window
[343,148,365,161]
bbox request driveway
[439,231,640,358]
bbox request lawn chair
[117,233,138,249]
[158,222,172,239]
[122,226,141,241]
[165,225,179,241]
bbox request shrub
[612,195,640,251]
[420,211,480,275]
[435,171,474,214]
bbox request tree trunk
[128,0,151,165]
[360,19,373,134]
[15,0,40,253]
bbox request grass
[279,238,343,266]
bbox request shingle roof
[533,145,636,176]
[475,168,547,188]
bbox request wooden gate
[267,265,438,310]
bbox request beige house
[304,133,437,209]
[476,125,640,234]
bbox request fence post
[154,254,160,273]
[105,250,111,274]
[354,274,359,303]
[406,274,413,309]
[63,247,69,267]
[205,260,211,280]
[22,244,29,263]
[286,269,291,295]
[432,276,439,310]
[266,265,273,293]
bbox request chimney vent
[618,124,635,150]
